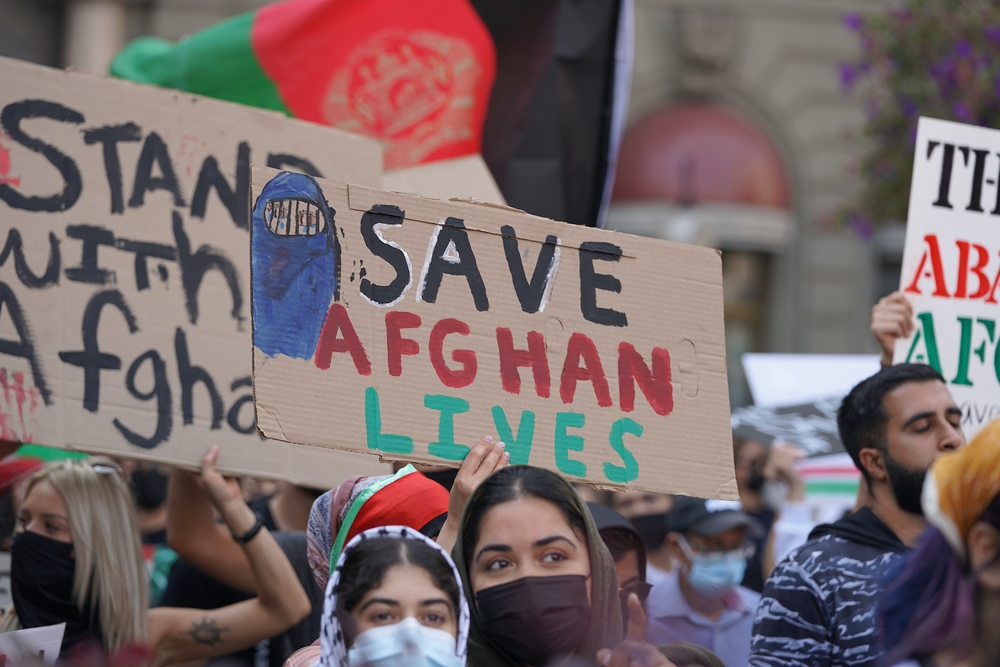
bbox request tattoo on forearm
[188,616,229,647]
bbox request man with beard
[748,362,964,667]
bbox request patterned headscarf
[306,466,450,591]
[316,526,470,667]
[923,417,1000,560]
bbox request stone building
[0,0,898,405]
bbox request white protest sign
[894,117,1000,437]
[0,623,65,665]
[0,55,391,486]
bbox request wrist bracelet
[233,512,265,545]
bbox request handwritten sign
[0,55,393,485]
[251,167,737,498]
[895,117,1000,437]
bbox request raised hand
[435,436,509,552]
[871,290,914,367]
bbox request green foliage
[843,0,1000,226]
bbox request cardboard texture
[894,117,1000,437]
[251,166,737,498]
[0,55,392,487]
[383,154,506,206]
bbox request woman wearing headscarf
[288,525,469,667]
[453,466,672,667]
[306,465,451,592]
[878,417,1000,667]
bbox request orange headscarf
[924,418,1000,560]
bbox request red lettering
[385,311,421,376]
[496,328,551,398]
[429,318,477,388]
[559,332,612,407]
[314,303,371,375]
[955,241,991,299]
[986,258,1000,303]
[618,343,673,416]
[903,234,950,297]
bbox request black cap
[669,496,763,538]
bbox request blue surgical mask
[678,537,747,598]
[348,617,462,667]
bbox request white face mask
[348,617,462,667]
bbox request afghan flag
[112,0,631,227]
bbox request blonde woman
[6,446,310,666]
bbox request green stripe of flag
[110,10,291,115]
[806,480,860,495]
[15,444,88,461]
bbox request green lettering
[604,418,641,483]
[425,394,471,461]
[554,412,587,478]
[491,406,535,465]
[365,387,413,454]
[904,312,942,373]
[952,317,975,386]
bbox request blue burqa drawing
[251,172,337,360]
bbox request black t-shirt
[158,531,322,667]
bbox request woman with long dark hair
[454,465,670,667]
[879,419,1000,667]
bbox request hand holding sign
[436,435,509,551]
[871,291,914,367]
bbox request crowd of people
[4,289,1000,667]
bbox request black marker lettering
[191,142,250,229]
[0,100,84,212]
[501,225,559,314]
[82,122,141,215]
[0,228,60,289]
[418,217,489,311]
[173,212,243,325]
[59,289,139,412]
[116,239,177,291]
[174,328,223,429]
[266,153,323,177]
[64,225,116,285]
[579,241,627,327]
[128,132,185,209]
[227,376,255,435]
[360,204,411,306]
[0,282,52,405]
[113,349,171,449]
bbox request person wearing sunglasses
[587,502,654,634]
[646,497,763,667]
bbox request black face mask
[630,513,669,551]
[884,453,927,516]
[12,531,101,657]
[476,575,591,667]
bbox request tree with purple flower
[842,0,1000,225]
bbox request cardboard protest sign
[0,55,393,486]
[895,117,1000,436]
[251,166,737,498]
